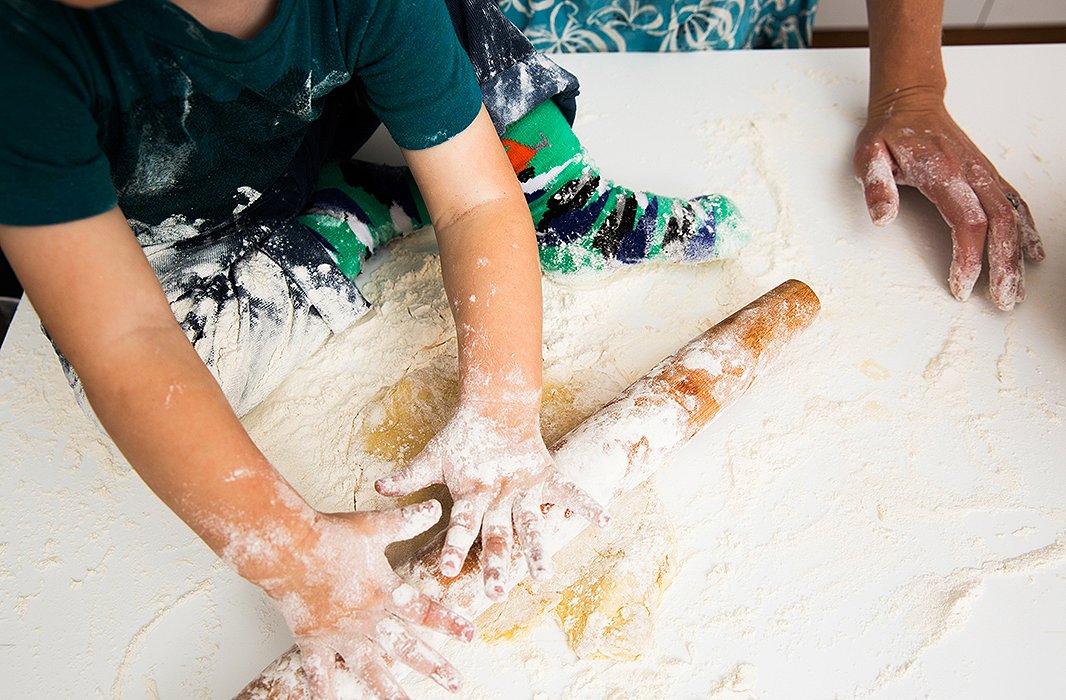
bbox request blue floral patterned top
[499,0,819,52]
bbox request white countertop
[1,45,1064,699]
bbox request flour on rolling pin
[236,279,820,699]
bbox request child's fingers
[545,475,610,527]
[439,491,492,577]
[376,500,443,543]
[514,488,551,581]
[479,502,513,600]
[375,618,462,693]
[299,643,338,700]
[385,585,474,642]
[348,647,408,700]
[376,453,443,497]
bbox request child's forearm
[384,109,609,593]
[435,197,543,409]
[0,210,315,591]
[77,322,316,588]
[404,106,545,412]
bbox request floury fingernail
[440,554,461,577]
[485,571,505,598]
[530,562,552,581]
[871,202,895,227]
[433,665,462,692]
[948,258,978,302]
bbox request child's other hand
[266,501,473,699]
[853,94,1044,310]
[375,401,609,600]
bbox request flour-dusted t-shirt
[0,0,483,227]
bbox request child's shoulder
[1,0,104,78]
[2,0,80,37]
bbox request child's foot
[299,161,430,279]
[502,100,750,274]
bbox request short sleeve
[0,7,116,226]
[353,0,483,150]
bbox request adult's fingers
[386,584,475,642]
[375,500,443,544]
[855,140,900,227]
[545,475,610,527]
[514,488,552,581]
[439,491,492,577]
[479,501,514,600]
[376,452,443,497]
[1008,191,1046,262]
[908,169,987,302]
[970,170,1022,310]
[300,645,337,700]
[375,618,462,693]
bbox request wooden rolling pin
[236,279,820,699]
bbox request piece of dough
[480,482,677,660]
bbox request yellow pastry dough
[481,484,676,660]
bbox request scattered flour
[709,662,757,696]
[231,201,1064,697]
[3,88,1064,698]
[111,579,215,699]
[231,103,1064,696]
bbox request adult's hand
[854,92,1044,310]
[861,0,1045,310]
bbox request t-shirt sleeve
[351,0,483,150]
[0,8,116,226]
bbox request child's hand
[375,401,609,600]
[265,501,473,699]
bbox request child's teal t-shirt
[0,0,484,228]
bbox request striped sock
[299,160,429,279]
[503,100,750,274]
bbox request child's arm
[377,106,609,599]
[0,209,472,697]
[856,0,1044,310]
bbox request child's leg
[298,160,430,279]
[503,100,747,273]
[447,0,749,273]
[53,222,342,423]
[299,0,750,279]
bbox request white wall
[984,0,1066,25]
[815,0,1066,29]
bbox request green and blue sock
[503,100,749,274]
[299,160,429,279]
[300,101,749,278]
